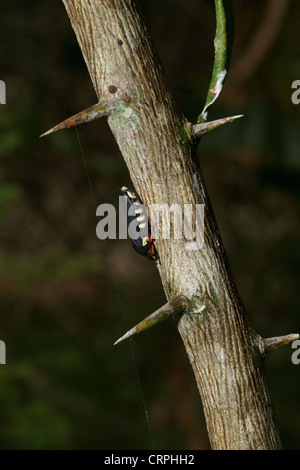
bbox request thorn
[192,114,243,140]
[114,294,188,346]
[114,328,137,346]
[264,333,299,352]
[40,100,111,137]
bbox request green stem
[198,0,234,123]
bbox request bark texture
[61,0,282,449]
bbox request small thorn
[264,333,299,352]
[40,100,111,137]
[192,114,243,140]
[114,294,188,346]
[114,328,136,346]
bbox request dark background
[0,0,299,449]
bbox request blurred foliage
[0,0,299,450]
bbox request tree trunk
[60,0,282,449]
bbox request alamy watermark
[291,80,300,105]
[96,197,205,251]
[291,340,300,365]
[0,80,6,104]
[0,341,6,364]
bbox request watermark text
[291,80,300,105]
[96,197,205,251]
[0,80,6,104]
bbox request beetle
[121,186,158,261]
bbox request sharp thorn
[192,114,244,140]
[114,294,188,346]
[114,327,137,346]
[40,100,111,137]
[264,333,299,352]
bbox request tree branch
[56,0,283,450]
[229,0,290,88]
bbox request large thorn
[114,294,189,345]
[192,114,243,141]
[264,333,299,352]
[40,100,111,137]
